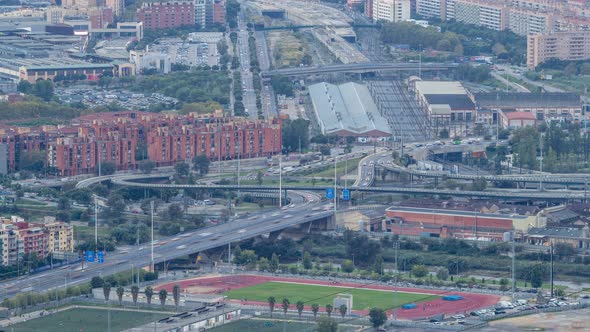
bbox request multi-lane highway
[236,10,257,119]
[0,191,329,300]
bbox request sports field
[225,281,438,310]
[9,308,168,332]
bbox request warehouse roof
[424,94,476,110]
[0,57,113,70]
[527,227,586,238]
[309,82,391,137]
[474,92,581,108]
[386,206,530,220]
[415,81,468,95]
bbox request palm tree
[102,284,111,302]
[116,286,124,305]
[267,296,276,317]
[131,285,139,305]
[311,304,320,319]
[159,289,168,306]
[281,298,290,317]
[325,304,333,317]
[145,286,154,305]
[172,284,181,311]
[339,304,347,318]
[296,301,305,318]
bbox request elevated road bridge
[260,62,458,78]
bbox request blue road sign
[342,189,350,201]
[325,188,335,199]
[86,250,95,263]
[97,251,104,263]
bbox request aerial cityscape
[0,0,590,331]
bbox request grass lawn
[9,308,167,332]
[74,225,110,242]
[225,281,438,310]
[208,319,358,332]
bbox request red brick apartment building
[0,112,282,176]
[137,0,195,29]
[212,0,226,25]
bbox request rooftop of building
[309,82,391,136]
[0,56,114,70]
[415,81,468,95]
[505,111,537,120]
[386,205,532,220]
[392,199,541,216]
[527,226,588,238]
[424,94,476,111]
[474,92,581,108]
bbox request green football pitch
[225,281,438,310]
[9,308,168,332]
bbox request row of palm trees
[102,283,182,309]
[267,297,347,319]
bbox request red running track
[157,274,500,320]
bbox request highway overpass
[260,62,458,78]
[109,174,588,201]
[0,191,335,301]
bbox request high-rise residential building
[137,0,195,30]
[527,30,590,68]
[106,0,124,17]
[416,0,454,19]
[194,0,207,28]
[372,0,411,22]
[509,8,554,35]
[365,0,374,20]
[211,0,226,25]
[454,0,509,31]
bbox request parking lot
[56,87,178,110]
[149,38,219,67]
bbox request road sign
[97,251,104,264]
[342,189,350,201]
[86,250,95,263]
[325,188,335,199]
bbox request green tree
[174,161,190,178]
[341,259,355,273]
[159,289,168,306]
[145,286,154,305]
[303,251,313,270]
[282,298,290,317]
[316,316,338,332]
[373,255,384,274]
[256,170,263,185]
[258,257,269,271]
[17,80,33,94]
[311,303,320,319]
[436,267,449,281]
[325,304,333,317]
[369,307,387,328]
[103,284,113,302]
[499,278,509,291]
[57,197,71,211]
[339,304,347,318]
[116,286,124,305]
[91,276,104,289]
[173,284,181,310]
[296,300,305,318]
[139,160,156,174]
[167,203,183,221]
[530,264,545,289]
[471,177,487,191]
[268,296,276,317]
[33,80,54,101]
[100,161,116,175]
[411,265,429,278]
[131,285,139,305]
[282,118,310,152]
[554,242,575,257]
[193,155,210,176]
[269,253,279,272]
